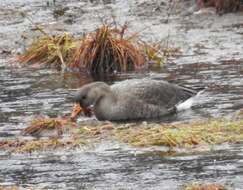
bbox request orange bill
[70,103,82,120]
[70,103,92,121]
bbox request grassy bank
[1,118,243,153]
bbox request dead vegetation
[0,135,86,153]
[17,24,173,75]
[113,119,243,147]
[17,32,77,70]
[0,186,35,190]
[0,117,80,153]
[0,182,226,190]
[182,182,226,190]
[22,117,77,137]
[0,121,115,153]
[2,116,243,153]
[197,0,242,14]
[69,24,146,74]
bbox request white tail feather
[176,90,204,111]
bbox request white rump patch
[176,90,204,111]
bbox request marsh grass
[18,24,169,75]
[0,136,86,153]
[141,41,181,65]
[113,119,243,147]
[69,24,146,74]
[0,186,34,190]
[0,122,114,153]
[22,117,76,137]
[18,32,77,70]
[3,117,243,153]
[182,182,226,190]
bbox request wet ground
[1,0,243,189]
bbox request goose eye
[82,95,86,100]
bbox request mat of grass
[22,117,77,137]
[182,182,227,190]
[2,117,243,153]
[113,119,243,148]
[0,118,112,153]
[0,185,39,190]
[0,136,87,153]
[18,32,77,70]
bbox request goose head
[73,82,112,108]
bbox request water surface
[1,0,243,189]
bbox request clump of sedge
[18,32,77,70]
[18,24,168,75]
[69,24,146,74]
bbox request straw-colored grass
[0,136,86,153]
[1,118,243,153]
[113,119,243,147]
[182,182,226,190]
[0,186,34,190]
[17,24,169,75]
[18,32,77,70]
[22,117,76,137]
[141,42,181,65]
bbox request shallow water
[1,143,243,190]
[1,0,243,189]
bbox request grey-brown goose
[73,79,196,121]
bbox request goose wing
[111,79,196,108]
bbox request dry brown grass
[69,24,146,74]
[114,119,243,147]
[1,118,243,153]
[183,182,226,190]
[0,136,86,153]
[0,186,34,190]
[17,32,77,70]
[22,117,77,137]
[197,0,241,13]
[17,24,169,75]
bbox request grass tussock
[18,24,171,75]
[22,117,77,137]
[198,0,242,13]
[114,119,243,147]
[70,24,146,74]
[18,32,77,70]
[183,182,226,190]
